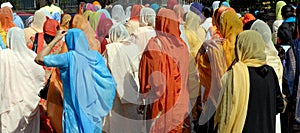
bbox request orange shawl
[72,14,101,53]
[139,9,189,133]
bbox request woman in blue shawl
[35,28,116,133]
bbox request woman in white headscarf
[132,7,156,54]
[104,23,142,133]
[0,27,45,132]
[111,4,126,24]
[249,19,284,133]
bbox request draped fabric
[89,12,106,32]
[242,13,256,25]
[130,5,143,21]
[0,6,13,20]
[60,14,71,30]
[107,23,140,104]
[276,1,286,20]
[24,10,46,43]
[190,2,204,20]
[83,10,93,20]
[0,24,7,46]
[212,1,220,11]
[111,5,126,24]
[167,0,178,9]
[0,13,15,32]
[43,28,116,133]
[96,18,113,54]
[173,5,185,23]
[250,19,284,133]
[215,30,266,133]
[273,1,286,44]
[72,14,101,53]
[132,7,156,53]
[184,11,206,58]
[0,34,5,49]
[197,10,242,125]
[139,9,190,133]
[150,3,160,13]
[0,27,45,132]
[97,9,112,19]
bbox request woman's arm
[35,30,67,66]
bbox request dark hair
[44,34,55,44]
[281,5,295,19]
[203,6,212,18]
[243,20,256,30]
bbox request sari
[72,14,101,53]
[43,28,116,132]
[111,4,126,24]
[139,8,190,133]
[0,27,45,132]
[89,12,106,32]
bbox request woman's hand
[52,30,68,44]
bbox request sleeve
[44,53,69,68]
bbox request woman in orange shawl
[139,8,190,133]
[71,14,101,53]
[45,14,71,133]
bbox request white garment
[201,17,212,32]
[272,20,283,44]
[0,27,45,132]
[132,26,156,54]
[111,4,126,24]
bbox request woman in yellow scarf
[215,30,284,133]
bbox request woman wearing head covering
[86,3,96,12]
[60,14,71,30]
[24,10,46,45]
[97,9,111,19]
[138,8,190,132]
[111,4,126,24]
[242,13,256,25]
[190,2,205,20]
[173,5,190,51]
[215,30,284,133]
[0,27,45,132]
[83,10,93,20]
[248,19,284,133]
[125,4,143,35]
[197,10,243,126]
[150,3,160,13]
[103,23,142,133]
[89,12,106,32]
[167,0,178,9]
[273,1,286,44]
[71,14,101,53]
[35,28,116,133]
[132,7,156,53]
[184,11,206,58]
[125,6,132,21]
[96,18,113,54]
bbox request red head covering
[167,0,178,9]
[130,4,143,21]
[0,13,15,32]
[43,18,59,36]
[156,9,181,42]
[0,6,13,18]
[96,18,113,54]
[242,13,256,25]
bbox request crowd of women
[1,0,300,132]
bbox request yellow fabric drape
[83,10,93,20]
[215,30,266,133]
[219,10,243,67]
[276,1,286,20]
[184,12,206,58]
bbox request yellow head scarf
[219,10,243,67]
[83,10,93,20]
[215,30,266,133]
[276,1,286,20]
[184,11,206,58]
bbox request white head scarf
[125,6,132,21]
[139,7,156,27]
[183,4,190,13]
[212,1,220,11]
[0,27,45,132]
[111,4,126,24]
[109,23,130,43]
[250,19,283,88]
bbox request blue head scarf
[150,3,160,13]
[221,1,230,7]
[190,2,205,19]
[65,28,116,132]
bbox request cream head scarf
[215,30,266,133]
